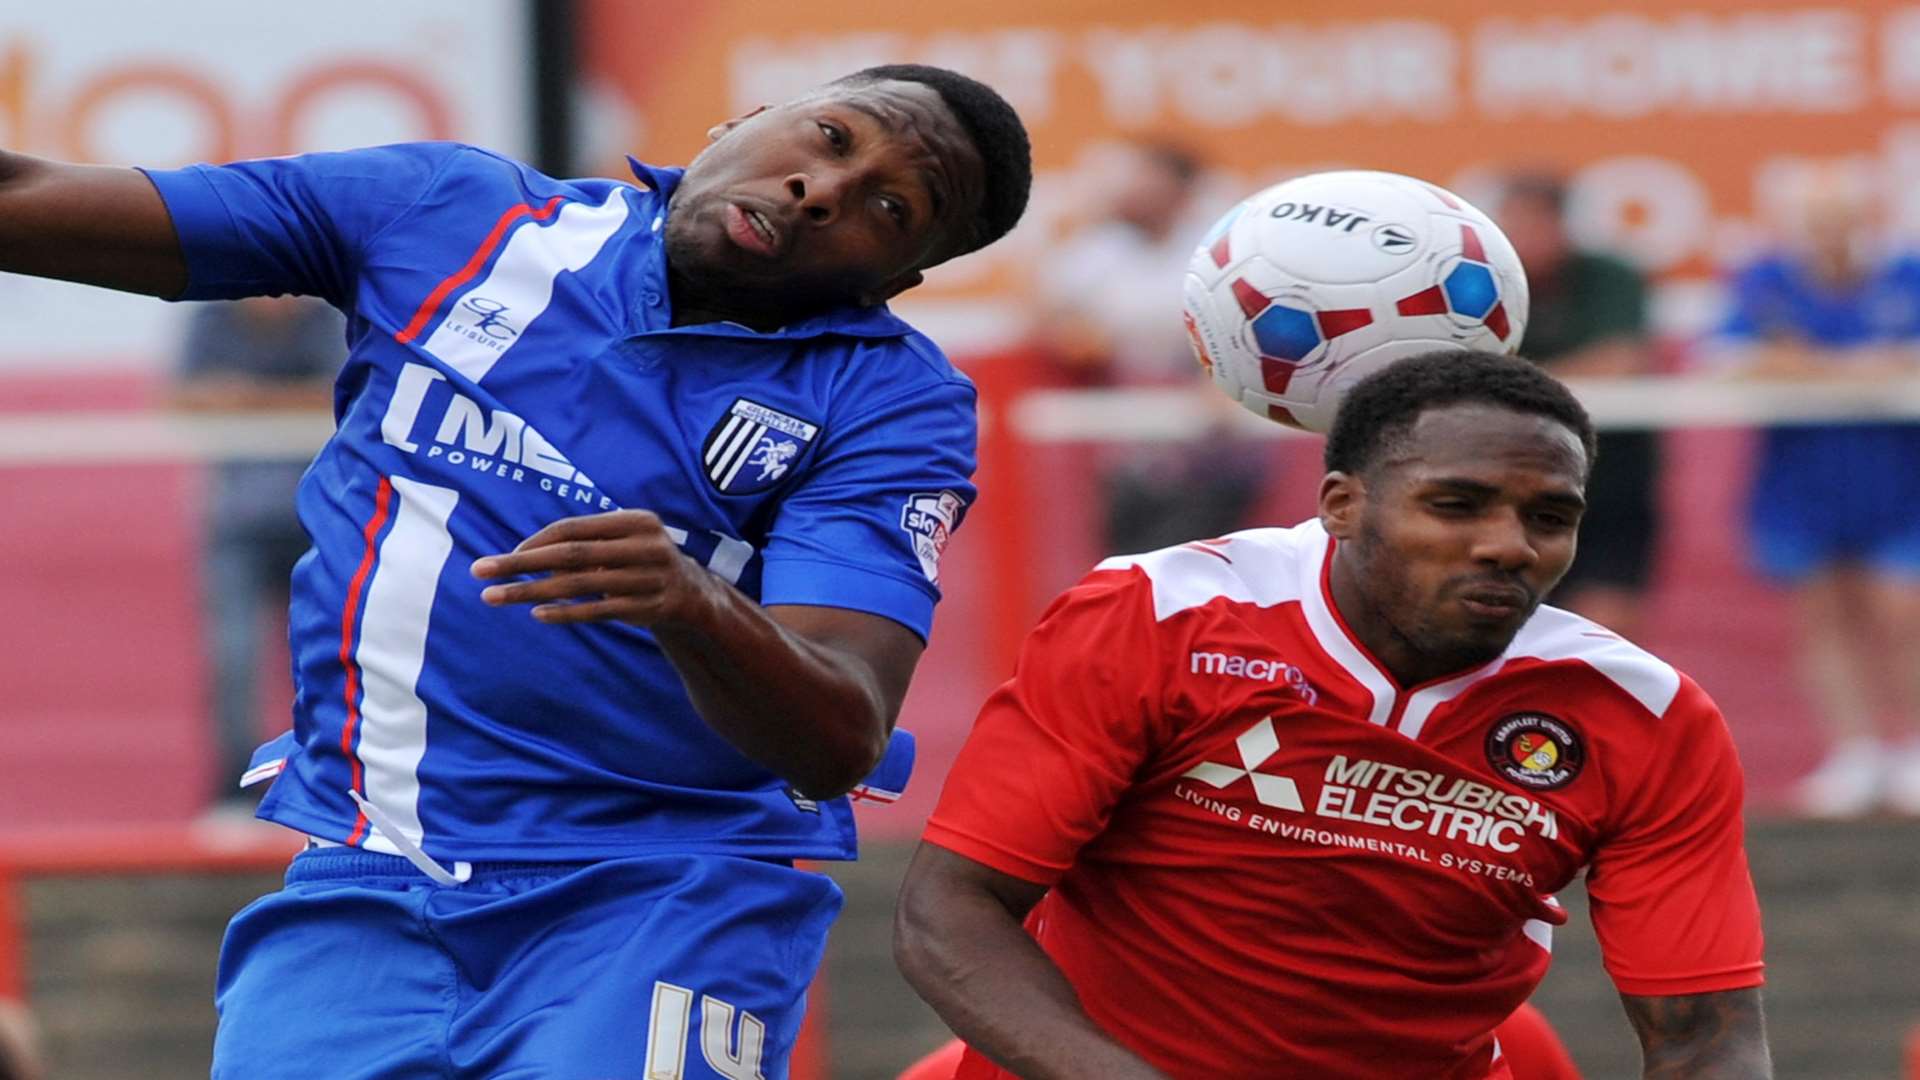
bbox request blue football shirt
[1719,252,1920,348]
[143,143,973,862]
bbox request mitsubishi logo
[1180,717,1305,811]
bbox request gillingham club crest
[1485,712,1585,792]
[702,398,820,495]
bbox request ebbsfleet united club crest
[702,398,820,495]
[1485,712,1585,791]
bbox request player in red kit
[894,351,1768,1079]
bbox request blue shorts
[211,847,843,1079]
[1748,424,1920,581]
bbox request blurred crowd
[1020,142,1920,820]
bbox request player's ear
[707,105,770,142]
[861,270,924,307]
[1318,471,1364,539]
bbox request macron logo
[1190,650,1284,681]
[1189,651,1319,704]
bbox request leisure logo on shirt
[703,398,820,495]
[1485,712,1585,792]
[437,295,519,353]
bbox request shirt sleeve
[757,364,977,642]
[921,569,1163,885]
[139,142,465,306]
[1585,677,1765,997]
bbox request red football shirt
[924,522,1764,1080]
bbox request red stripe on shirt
[339,477,395,846]
[393,195,565,345]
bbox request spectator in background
[1496,174,1660,640]
[172,297,344,817]
[1713,170,1920,818]
[1028,141,1258,553]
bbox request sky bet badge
[703,398,819,495]
[1485,712,1584,792]
[900,490,965,584]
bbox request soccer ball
[1182,170,1529,432]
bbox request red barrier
[0,825,298,1008]
[969,349,1053,683]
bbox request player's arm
[0,151,186,297]
[897,569,1169,1079]
[894,844,1171,1080]
[1620,988,1771,1079]
[660,597,915,799]
[471,509,906,797]
[1586,679,1770,1079]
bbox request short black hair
[834,63,1032,257]
[1323,350,1596,477]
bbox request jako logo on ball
[1182,171,1530,433]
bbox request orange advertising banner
[583,0,1920,338]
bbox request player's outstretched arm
[0,151,186,297]
[1621,988,1771,1079]
[473,509,910,798]
[894,843,1172,1080]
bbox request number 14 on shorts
[645,981,770,1080]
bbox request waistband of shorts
[286,845,596,884]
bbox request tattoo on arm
[1621,987,1771,1079]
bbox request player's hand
[471,509,713,627]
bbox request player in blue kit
[0,63,1030,1077]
